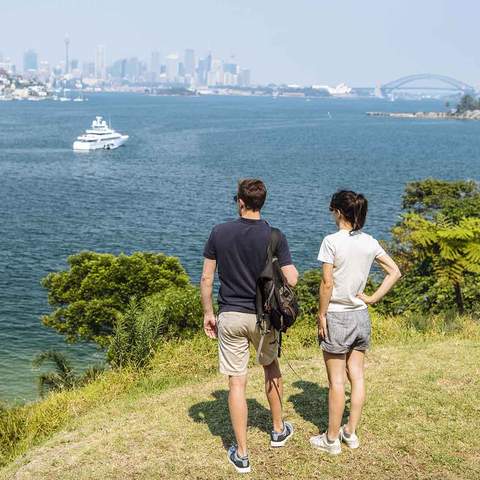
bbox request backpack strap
[269,227,282,259]
[256,227,284,363]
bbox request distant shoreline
[367,110,480,120]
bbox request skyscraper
[208,58,224,85]
[125,57,141,81]
[65,35,70,74]
[224,62,238,75]
[238,69,251,86]
[82,61,95,78]
[95,44,106,80]
[37,61,51,81]
[150,51,161,75]
[111,58,127,80]
[197,57,208,85]
[166,53,179,82]
[184,49,195,76]
[23,49,38,73]
[149,51,161,82]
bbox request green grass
[1,314,479,479]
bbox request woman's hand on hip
[357,292,376,305]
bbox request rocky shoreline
[367,110,480,120]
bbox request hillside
[2,339,479,480]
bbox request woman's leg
[323,351,347,440]
[345,349,365,434]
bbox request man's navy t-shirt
[203,218,293,314]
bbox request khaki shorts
[217,311,278,376]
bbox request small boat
[73,116,128,151]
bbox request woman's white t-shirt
[318,229,386,312]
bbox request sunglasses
[233,194,239,203]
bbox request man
[201,178,299,474]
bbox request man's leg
[323,351,347,441]
[228,374,248,457]
[263,359,283,432]
[345,349,365,434]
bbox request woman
[310,190,401,454]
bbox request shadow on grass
[288,380,350,433]
[189,390,272,450]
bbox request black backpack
[255,228,299,355]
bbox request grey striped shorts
[321,309,371,354]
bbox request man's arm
[281,264,299,287]
[200,258,217,338]
[357,254,401,305]
[277,231,298,287]
[317,263,334,340]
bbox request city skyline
[1,0,479,86]
[3,45,253,89]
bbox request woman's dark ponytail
[330,190,368,232]
[352,193,368,231]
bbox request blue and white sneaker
[227,445,251,474]
[270,421,294,447]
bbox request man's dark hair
[237,179,267,211]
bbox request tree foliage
[402,178,480,220]
[456,94,480,113]
[41,251,190,347]
[392,214,480,313]
[378,179,480,316]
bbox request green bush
[294,269,322,319]
[107,286,203,368]
[41,251,190,347]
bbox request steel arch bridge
[380,74,475,95]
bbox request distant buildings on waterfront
[2,39,468,101]
[0,70,49,100]
[0,41,253,91]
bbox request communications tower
[65,35,70,74]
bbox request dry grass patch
[2,340,479,480]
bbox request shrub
[32,350,105,397]
[107,286,203,368]
[41,251,190,347]
[294,269,322,319]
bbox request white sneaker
[309,433,341,455]
[340,425,360,449]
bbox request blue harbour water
[0,94,479,402]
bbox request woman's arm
[317,263,334,339]
[357,254,401,305]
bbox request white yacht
[73,116,128,151]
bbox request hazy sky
[1,0,478,86]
